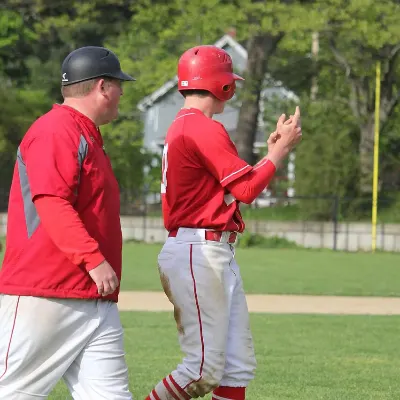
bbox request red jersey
[161,108,252,233]
[0,104,122,302]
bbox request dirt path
[117,291,400,315]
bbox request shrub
[236,232,301,249]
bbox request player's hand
[275,106,302,150]
[267,130,281,153]
[89,260,119,297]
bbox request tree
[8,0,134,97]
[0,84,49,194]
[1,0,145,192]
[108,0,242,192]
[235,33,284,164]
[262,0,400,220]
[320,0,400,194]
[233,0,323,164]
[110,0,240,108]
[0,8,37,83]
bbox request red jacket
[0,104,122,302]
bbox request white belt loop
[221,231,229,243]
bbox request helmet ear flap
[218,80,236,101]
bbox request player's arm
[225,129,293,204]
[187,125,273,204]
[186,123,252,188]
[23,129,118,295]
[225,158,277,204]
[220,111,302,204]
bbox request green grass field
[48,312,400,399]
[3,242,400,399]
[120,243,400,297]
[1,241,400,296]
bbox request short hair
[61,78,98,99]
[181,89,210,98]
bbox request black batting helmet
[61,46,135,86]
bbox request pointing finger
[293,106,300,125]
[277,113,286,128]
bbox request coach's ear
[98,78,106,94]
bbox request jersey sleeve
[225,158,277,204]
[22,125,83,204]
[188,123,252,187]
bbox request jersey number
[161,143,168,194]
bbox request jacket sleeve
[34,195,105,271]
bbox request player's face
[98,79,123,125]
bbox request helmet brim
[112,70,136,82]
[233,73,244,81]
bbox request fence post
[332,195,339,251]
[142,185,148,242]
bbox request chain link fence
[2,188,400,252]
[116,190,400,252]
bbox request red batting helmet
[177,45,244,102]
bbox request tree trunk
[235,33,283,164]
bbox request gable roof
[137,34,247,112]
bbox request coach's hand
[89,260,119,296]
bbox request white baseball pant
[157,228,257,397]
[0,295,132,399]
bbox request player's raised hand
[89,260,119,296]
[267,130,281,152]
[276,106,302,149]
[283,106,301,129]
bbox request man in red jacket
[0,46,135,399]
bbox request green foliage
[0,9,37,81]
[109,0,240,109]
[268,0,400,208]
[0,82,50,189]
[0,0,400,218]
[0,0,139,191]
[294,97,359,219]
[237,231,301,249]
[101,118,146,191]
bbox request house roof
[137,34,248,112]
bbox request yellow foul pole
[371,61,381,253]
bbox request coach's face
[97,79,123,125]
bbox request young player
[146,45,301,400]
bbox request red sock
[212,386,246,400]
[145,374,191,399]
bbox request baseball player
[0,46,135,399]
[145,45,301,400]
